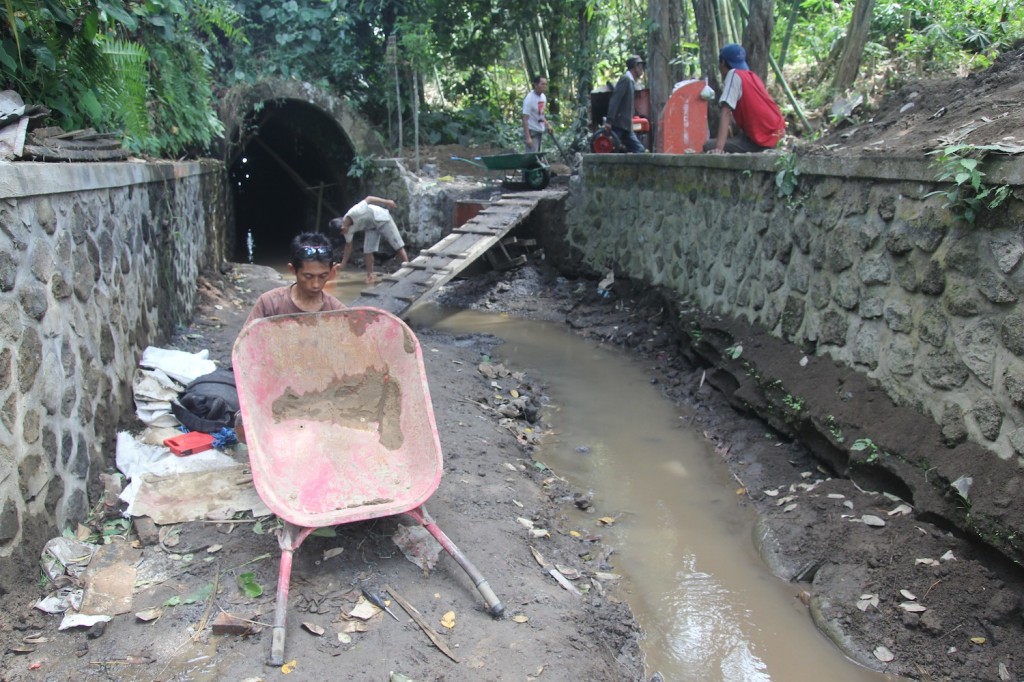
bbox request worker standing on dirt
[330,196,411,285]
[522,75,552,152]
[703,44,785,154]
[604,55,646,154]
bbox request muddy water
[408,305,895,682]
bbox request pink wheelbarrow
[232,308,504,666]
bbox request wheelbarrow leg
[405,506,505,618]
[269,523,315,666]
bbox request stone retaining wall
[566,153,1024,463]
[0,161,226,554]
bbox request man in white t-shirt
[521,76,552,152]
[329,196,410,284]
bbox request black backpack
[171,368,240,434]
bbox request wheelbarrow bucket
[232,308,504,665]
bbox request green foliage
[851,437,882,463]
[926,143,1012,224]
[775,151,800,200]
[1,0,244,157]
[347,154,378,180]
[782,393,804,412]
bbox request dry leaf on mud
[597,517,617,526]
[783,503,798,512]
[763,489,779,497]
[916,558,940,567]
[888,504,912,516]
[135,608,163,622]
[857,594,879,611]
[529,528,551,539]
[900,589,917,600]
[512,614,529,623]
[861,515,886,527]
[302,622,325,636]
[900,602,927,612]
[827,493,845,499]
[517,517,535,529]
[970,637,986,645]
[440,611,456,629]
[873,646,895,662]
[941,550,956,561]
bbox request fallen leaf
[206,544,223,554]
[827,493,845,499]
[517,517,535,529]
[941,550,956,561]
[763,489,779,497]
[861,515,886,527]
[970,637,986,645]
[888,504,913,517]
[783,503,798,512]
[512,614,529,623]
[322,548,344,561]
[900,602,927,612]
[281,659,297,674]
[529,528,551,539]
[303,622,325,636]
[337,632,352,644]
[873,646,894,662]
[334,621,369,634]
[135,608,163,622]
[510,389,520,398]
[440,611,456,629]
[598,517,617,526]
[900,589,917,601]
[916,558,940,567]
[569,530,581,538]
[504,463,518,472]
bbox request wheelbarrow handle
[406,506,505,617]
[449,155,488,169]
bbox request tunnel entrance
[228,98,358,264]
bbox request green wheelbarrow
[451,151,551,190]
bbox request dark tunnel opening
[229,99,359,265]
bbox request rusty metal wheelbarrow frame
[232,307,504,666]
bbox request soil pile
[801,40,1024,157]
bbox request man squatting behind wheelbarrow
[234,232,347,443]
[329,196,411,285]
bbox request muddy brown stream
[407,303,895,682]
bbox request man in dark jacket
[604,55,646,153]
[704,44,785,153]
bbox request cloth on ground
[171,368,239,434]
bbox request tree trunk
[694,0,721,133]
[647,0,683,146]
[832,0,875,92]
[778,0,800,72]
[741,0,775,82]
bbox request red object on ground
[657,80,709,153]
[163,431,215,456]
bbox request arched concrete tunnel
[221,81,387,264]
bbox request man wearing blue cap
[704,44,785,154]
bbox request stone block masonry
[567,153,1024,464]
[0,160,226,554]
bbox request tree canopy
[2,0,1021,157]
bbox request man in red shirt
[704,44,785,154]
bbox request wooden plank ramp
[349,188,565,317]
